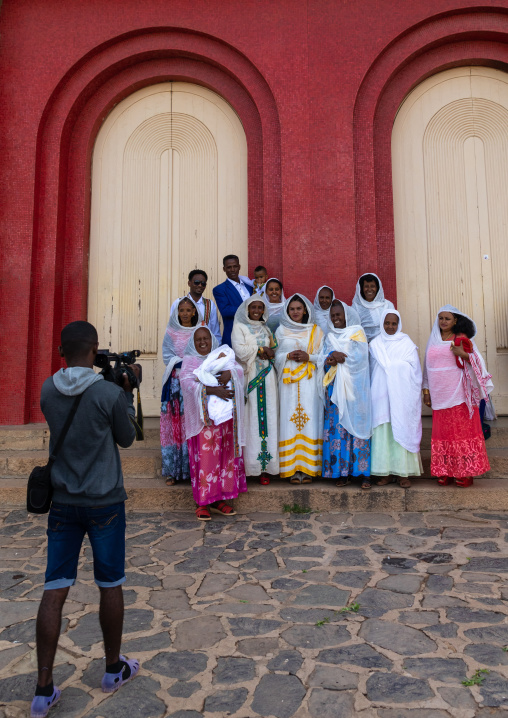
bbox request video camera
[94,350,144,440]
[94,350,142,389]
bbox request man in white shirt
[170,269,221,343]
[213,255,253,346]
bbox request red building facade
[2,1,508,424]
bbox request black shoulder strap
[48,393,84,464]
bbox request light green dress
[371,422,422,477]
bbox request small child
[253,266,268,294]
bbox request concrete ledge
[4,477,508,512]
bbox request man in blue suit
[213,255,253,346]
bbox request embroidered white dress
[232,296,279,476]
[275,295,324,478]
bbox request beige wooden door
[88,82,248,415]
[392,67,508,414]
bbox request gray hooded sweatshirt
[40,367,136,507]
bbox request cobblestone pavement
[1,508,508,717]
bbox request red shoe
[260,474,270,485]
[455,477,474,487]
[437,477,453,485]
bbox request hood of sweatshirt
[52,367,104,396]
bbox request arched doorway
[88,82,248,415]
[392,67,508,414]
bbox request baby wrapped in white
[193,345,236,425]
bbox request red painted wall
[1,0,508,423]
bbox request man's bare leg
[99,585,124,666]
[36,587,70,687]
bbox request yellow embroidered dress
[274,294,324,479]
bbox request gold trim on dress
[279,434,323,448]
[279,454,322,468]
[279,445,322,458]
[280,465,322,478]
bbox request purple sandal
[101,655,140,693]
[30,687,61,718]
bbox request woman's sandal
[260,474,270,485]
[399,478,411,488]
[165,477,176,486]
[336,479,351,487]
[290,475,303,484]
[301,475,312,484]
[195,506,211,521]
[376,477,396,486]
[455,477,474,488]
[210,501,237,516]
[361,480,372,490]
[437,477,453,486]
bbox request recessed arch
[26,30,281,422]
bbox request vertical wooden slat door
[88,83,248,415]
[392,67,508,414]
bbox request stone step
[4,476,508,512]
[2,418,508,450]
[3,447,508,480]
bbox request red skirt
[431,403,490,478]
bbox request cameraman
[31,321,140,718]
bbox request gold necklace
[441,331,454,341]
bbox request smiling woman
[232,295,279,483]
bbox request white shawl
[370,309,422,453]
[260,278,286,334]
[317,302,372,440]
[313,285,335,335]
[194,345,237,425]
[180,326,245,447]
[161,296,202,386]
[352,273,394,342]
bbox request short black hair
[254,265,267,273]
[453,313,475,339]
[331,299,343,309]
[188,269,208,282]
[60,321,98,360]
[223,254,239,265]
[359,273,380,300]
[288,294,309,324]
[178,297,199,326]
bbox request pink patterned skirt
[431,403,490,478]
[187,419,247,506]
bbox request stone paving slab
[1,508,508,716]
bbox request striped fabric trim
[279,444,322,458]
[280,465,322,478]
[280,454,322,469]
[279,433,323,448]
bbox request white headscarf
[260,278,286,333]
[423,304,493,412]
[317,300,372,440]
[232,295,274,390]
[313,285,335,334]
[352,273,395,342]
[161,296,202,386]
[180,326,245,449]
[274,294,322,378]
[370,309,422,453]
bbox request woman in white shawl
[318,300,372,489]
[275,294,324,483]
[232,295,279,484]
[313,285,335,334]
[160,297,201,486]
[260,278,286,334]
[423,305,492,487]
[352,273,394,342]
[370,310,423,487]
[180,326,247,520]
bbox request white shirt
[228,277,251,301]
[170,294,222,344]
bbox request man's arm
[213,284,240,320]
[110,391,137,448]
[209,302,222,343]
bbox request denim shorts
[44,502,126,590]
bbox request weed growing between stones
[315,617,330,627]
[283,504,312,514]
[338,602,361,614]
[462,669,489,686]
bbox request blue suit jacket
[213,279,253,346]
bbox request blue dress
[322,369,371,479]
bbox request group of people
[161,255,494,521]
